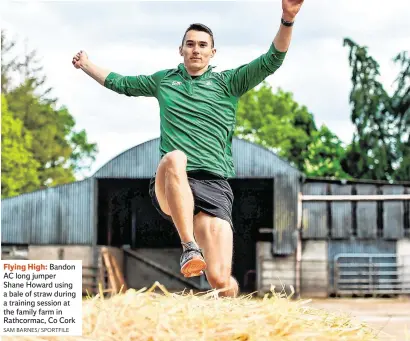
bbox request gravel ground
[307,297,410,341]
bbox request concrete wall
[256,241,295,296]
[257,241,328,298]
[1,245,28,259]
[300,241,328,298]
[397,239,410,292]
[28,245,124,295]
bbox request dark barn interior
[97,178,274,292]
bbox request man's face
[179,30,216,75]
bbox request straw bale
[3,282,401,341]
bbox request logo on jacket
[172,81,182,86]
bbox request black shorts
[149,171,234,231]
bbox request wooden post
[110,252,127,292]
[101,247,118,294]
[295,192,303,298]
[98,252,105,293]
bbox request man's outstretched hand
[282,0,304,21]
[71,50,110,86]
[72,50,88,69]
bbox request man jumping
[72,0,304,298]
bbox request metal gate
[334,253,410,295]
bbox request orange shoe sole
[181,257,207,278]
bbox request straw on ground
[4,281,402,341]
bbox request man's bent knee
[207,270,231,290]
[161,150,187,171]
[207,271,238,297]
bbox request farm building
[2,137,410,298]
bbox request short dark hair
[181,23,214,47]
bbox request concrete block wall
[256,240,328,298]
[300,241,328,298]
[397,239,410,291]
[256,241,295,296]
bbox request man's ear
[179,46,183,56]
[211,48,217,58]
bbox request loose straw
[3,282,403,341]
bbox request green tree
[303,125,351,179]
[1,30,98,196]
[235,82,348,178]
[390,51,410,181]
[1,30,17,94]
[342,38,409,181]
[1,94,40,198]
[235,82,317,171]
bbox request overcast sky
[3,1,410,178]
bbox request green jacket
[104,43,286,178]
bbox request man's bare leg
[193,212,239,297]
[154,150,206,277]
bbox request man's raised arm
[223,0,305,98]
[273,0,304,52]
[72,50,163,97]
[72,50,110,85]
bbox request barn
[2,137,410,297]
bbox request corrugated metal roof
[93,138,161,179]
[232,139,301,178]
[93,137,302,179]
[1,179,96,245]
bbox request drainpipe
[295,192,303,299]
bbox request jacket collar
[177,63,216,80]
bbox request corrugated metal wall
[407,186,410,238]
[328,240,397,291]
[232,140,301,255]
[330,183,353,239]
[383,185,405,239]
[302,182,328,239]
[302,181,409,241]
[1,179,96,245]
[356,184,378,239]
[1,193,32,244]
[273,173,300,255]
